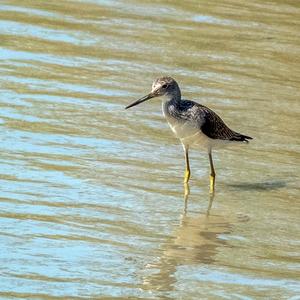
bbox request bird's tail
[230,133,253,143]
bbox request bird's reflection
[141,188,232,293]
[183,182,214,215]
[183,182,190,213]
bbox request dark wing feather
[180,101,252,142]
[199,105,252,142]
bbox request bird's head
[125,76,180,109]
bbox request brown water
[0,0,299,299]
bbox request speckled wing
[183,101,252,142]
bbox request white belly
[166,116,230,150]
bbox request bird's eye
[162,84,168,89]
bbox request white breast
[164,112,230,150]
[162,99,230,151]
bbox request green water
[0,0,299,299]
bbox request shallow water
[0,0,299,299]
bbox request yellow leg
[184,182,190,197]
[183,182,190,214]
[208,150,216,194]
[184,146,191,183]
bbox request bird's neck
[162,95,181,118]
[162,93,181,105]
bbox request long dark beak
[125,92,155,109]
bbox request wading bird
[125,77,252,193]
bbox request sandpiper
[125,77,252,193]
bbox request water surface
[0,0,299,299]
